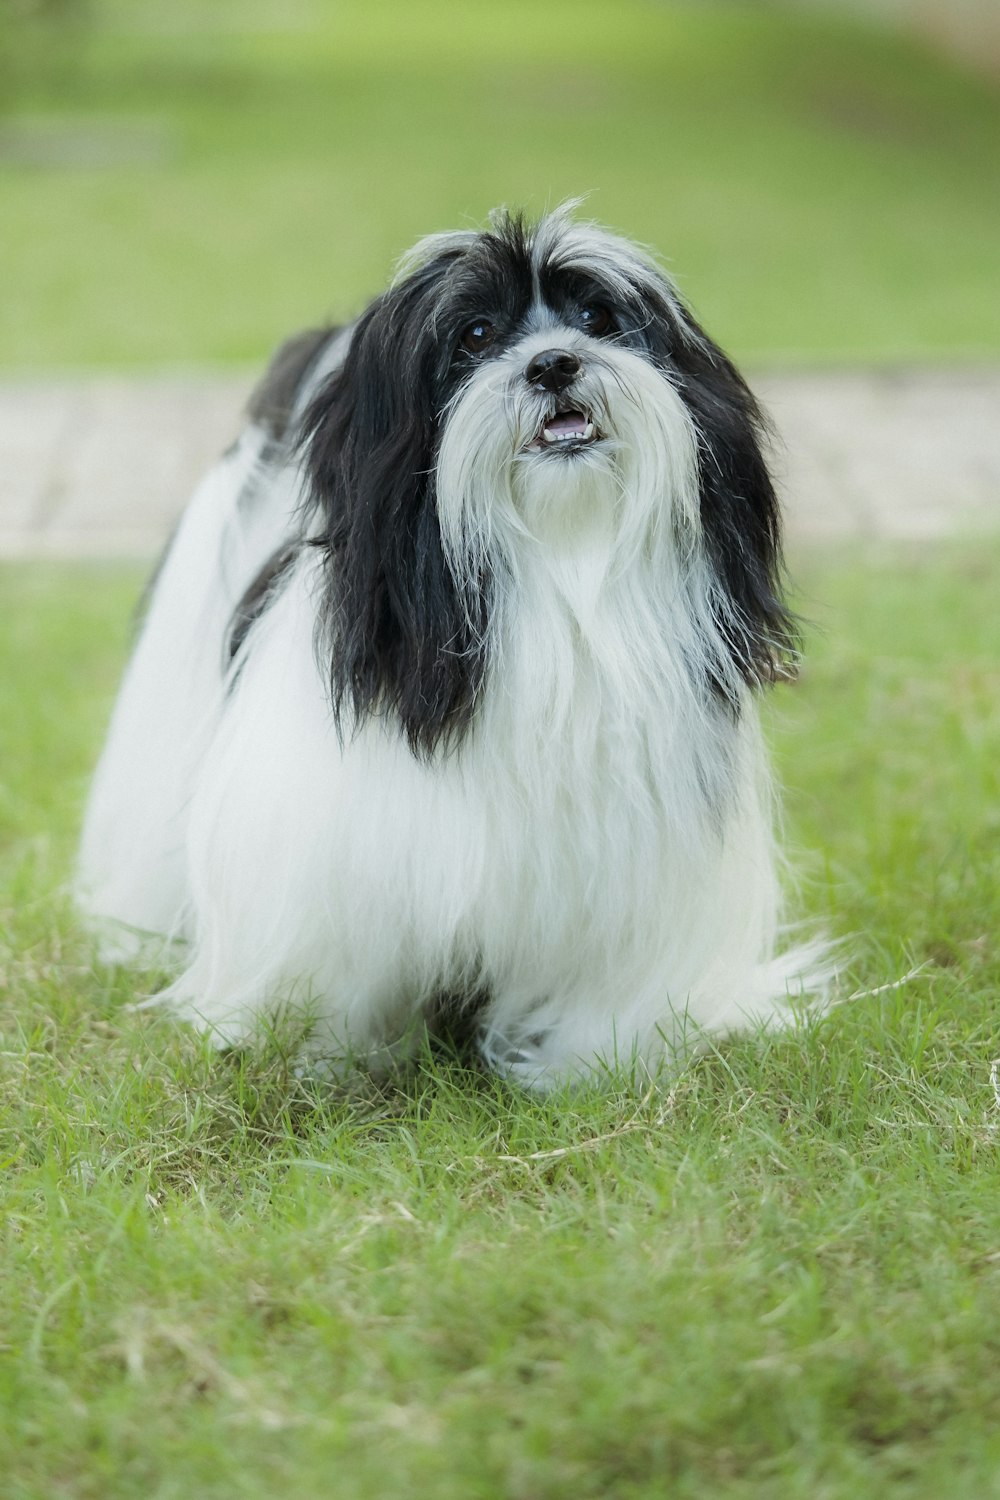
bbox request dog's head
[302,207,792,753]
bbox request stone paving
[1,367,998,559]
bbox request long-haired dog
[78,206,823,1089]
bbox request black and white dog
[78,207,823,1088]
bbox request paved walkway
[1,368,998,558]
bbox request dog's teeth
[539,417,597,446]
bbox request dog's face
[303,209,791,753]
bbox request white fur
[77,225,824,1090]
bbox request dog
[77,205,823,1089]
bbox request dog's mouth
[524,406,600,454]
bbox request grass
[2,548,1000,1497]
[1,0,999,369]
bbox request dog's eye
[578,304,614,337]
[461,319,496,354]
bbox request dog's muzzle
[523,347,601,453]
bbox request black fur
[247,326,336,441]
[538,247,793,688]
[540,251,793,688]
[227,542,302,666]
[666,327,795,690]
[300,221,535,755]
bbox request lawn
[2,0,999,369]
[3,549,1000,1498]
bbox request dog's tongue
[544,411,587,438]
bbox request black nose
[525,349,581,393]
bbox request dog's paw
[476,1026,557,1091]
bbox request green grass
[3,549,1000,1497]
[2,0,999,370]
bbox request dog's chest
[353,629,692,957]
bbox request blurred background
[1,0,998,368]
[1,0,998,553]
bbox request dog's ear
[300,257,489,756]
[670,315,796,693]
